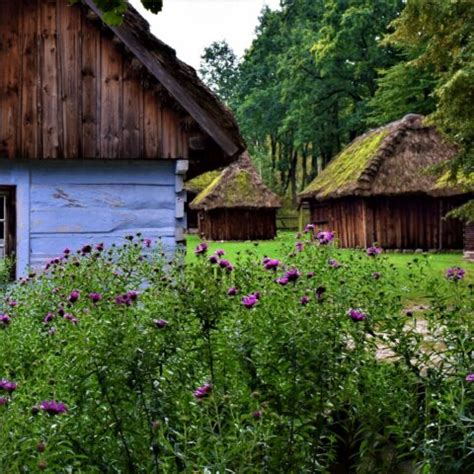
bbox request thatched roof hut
[190,153,281,240]
[184,170,222,230]
[299,114,472,249]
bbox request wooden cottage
[299,114,471,250]
[0,0,245,276]
[184,169,222,231]
[190,153,281,240]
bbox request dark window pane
[0,196,4,220]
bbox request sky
[130,0,280,70]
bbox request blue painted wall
[0,160,186,277]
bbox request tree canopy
[199,0,473,212]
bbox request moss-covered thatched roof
[185,170,223,195]
[190,153,281,211]
[299,114,468,201]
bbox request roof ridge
[355,115,423,194]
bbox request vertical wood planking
[81,10,100,158]
[21,0,40,159]
[144,89,162,158]
[122,60,143,158]
[58,0,81,158]
[0,1,196,161]
[0,1,21,159]
[40,0,60,158]
[100,34,122,157]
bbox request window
[0,187,15,260]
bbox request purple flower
[39,400,68,415]
[307,272,315,278]
[252,410,263,420]
[195,242,208,256]
[154,319,168,329]
[8,300,17,308]
[242,294,258,309]
[81,244,92,255]
[446,267,465,281]
[95,243,104,252]
[63,313,79,325]
[209,255,218,264]
[253,291,261,300]
[315,286,326,302]
[300,295,310,305]
[304,224,315,233]
[89,292,102,304]
[347,308,366,322]
[372,272,381,280]
[63,248,71,255]
[215,249,225,257]
[276,276,289,286]
[68,290,80,304]
[43,313,54,324]
[465,374,474,382]
[317,231,335,245]
[0,314,11,326]
[227,287,238,296]
[264,258,280,270]
[193,382,212,399]
[295,241,304,252]
[115,291,139,306]
[219,259,232,269]
[285,268,301,282]
[367,246,382,257]
[0,379,17,393]
[328,258,341,269]
[143,239,152,248]
[0,397,8,406]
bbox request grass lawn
[186,232,473,303]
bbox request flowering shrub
[0,234,472,472]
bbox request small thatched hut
[299,114,472,250]
[185,170,222,230]
[190,153,281,240]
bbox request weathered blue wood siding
[0,160,185,277]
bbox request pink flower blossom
[193,383,212,399]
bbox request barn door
[0,188,15,258]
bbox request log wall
[198,209,277,241]
[464,223,474,261]
[0,0,189,160]
[0,159,183,276]
[310,195,467,250]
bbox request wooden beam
[84,0,240,157]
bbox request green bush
[0,234,472,472]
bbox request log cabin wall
[198,209,277,241]
[464,223,474,261]
[0,0,190,160]
[310,196,467,250]
[310,199,366,248]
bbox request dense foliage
[201,0,405,201]
[0,235,472,472]
[199,0,473,206]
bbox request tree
[383,0,474,219]
[385,0,474,169]
[234,0,404,203]
[199,41,240,104]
